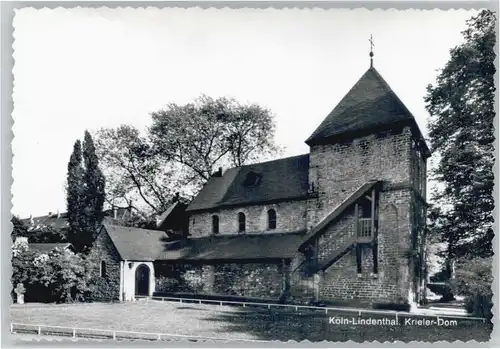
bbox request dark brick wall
[303,127,421,305]
[317,211,356,264]
[307,128,412,229]
[156,262,284,299]
[320,249,399,302]
[88,229,121,301]
[289,190,412,305]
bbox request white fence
[144,295,486,322]
[10,322,269,343]
[10,297,485,341]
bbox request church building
[89,56,430,309]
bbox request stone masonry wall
[306,127,414,304]
[317,211,356,263]
[319,189,412,304]
[307,127,412,229]
[155,262,284,300]
[409,138,428,302]
[189,200,308,237]
[87,229,121,302]
[409,138,427,200]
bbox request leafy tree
[95,95,281,215]
[150,95,280,187]
[424,10,495,261]
[40,248,92,303]
[451,257,493,321]
[66,132,106,252]
[11,240,39,301]
[11,244,91,303]
[11,216,28,241]
[94,125,176,214]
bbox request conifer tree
[66,132,106,252]
[66,140,85,250]
[82,130,106,237]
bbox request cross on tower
[369,35,375,67]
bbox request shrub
[427,283,455,302]
[450,257,493,321]
[12,244,92,303]
[155,276,181,293]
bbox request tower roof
[306,67,427,151]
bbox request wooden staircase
[316,237,357,271]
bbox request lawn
[10,300,492,343]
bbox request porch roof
[103,224,168,261]
[103,224,307,262]
[157,230,307,261]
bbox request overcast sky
[12,8,477,218]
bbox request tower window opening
[238,212,246,233]
[212,215,219,234]
[268,209,277,230]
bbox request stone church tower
[297,62,430,307]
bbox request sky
[12,7,478,218]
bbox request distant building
[28,242,76,254]
[13,237,75,254]
[90,61,429,308]
[21,207,134,239]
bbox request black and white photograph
[6,5,497,344]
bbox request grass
[10,300,492,343]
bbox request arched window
[238,212,246,233]
[268,209,277,230]
[100,261,107,277]
[212,215,219,234]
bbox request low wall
[155,262,285,300]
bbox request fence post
[38,326,41,335]
[113,331,116,340]
[395,313,398,324]
[157,333,161,340]
[295,306,298,311]
[268,304,270,309]
[73,328,76,338]
[325,308,328,314]
[10,323,13,333]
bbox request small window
[243,171,261,187]
[100,261,107,277]
[238,212,246,233]
[212,215,219,235]
[268,209,277,230]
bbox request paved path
[9,333,80,342]
[9,332,258,344]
